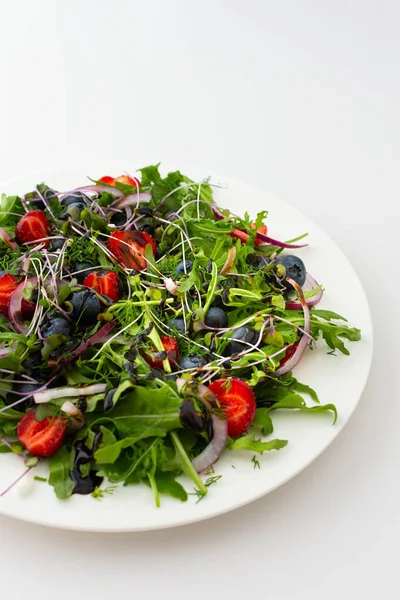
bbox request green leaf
[311,309,348,322]
[87,382,182,439]
[271,295,286,310]
[229,434,288,454]
[253,408,274,435]
[149,471,188,502]
[269,394,337,424]
[264,330,284,347]
[49,446,75,500]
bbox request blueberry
[179,354,208,370]
[139,223,155,235]
[4,382,42,412]
[275,255,306,290]
[170,317,186,333]
[176,260,193,275]
[70,289,101,325]
[74,262,97,283]
[61,192,87,208]
[225,326,259,355]
[204,307,228,329]
[110,211,128,227]
[247,254,271,269]
[22,351,43,376]
[137,207,153,217]
[42,316,73,338]
[213,279,235,308]
[27,198,46,210]
[26,188,58,210]
[50,237,66,251]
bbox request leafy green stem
[170,431,207,496]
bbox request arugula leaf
[253,408,274,435]
[269,394,337,423]
[87,382,182,439]
[229,435,288,454]
[49,446,75,499]
[0,194,24,230]
[311,309,348,322]
[146,471,188,502]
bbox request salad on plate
[0,165,361,505]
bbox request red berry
[99,176,116,185]
[107,230,156,270]
[99,174,140,188]
[15,210,51,248]
[0,274,19,313]
[83,271,121,302]
[0,273,35,317]
[143,336,179,370]
[17,409,67,457]
[230,228,250,243]
[208,378,256,438]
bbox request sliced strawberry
[17,409,67,457]
[0,273,35,317]
[0,274,19,313]
[15,210,51,248]
[83,271,121,302]
[143,336,179,370]
[231,223,268,246]
[230,228,250,243]
[208,378,256,438]
[107,230,156,270]
[99,174,140,188]
[99,176,116,185]
[114,175,140,188]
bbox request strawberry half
[143,336,179,370]
[107,230,157,270]
[15,210,51,248]
[17,409,67,457]
[208,377,256,438]
[99,174,140,188]
[83,271,121,302]
[0,273,35,316]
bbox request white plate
[0,163,373,532]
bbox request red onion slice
[34,383,107,404]
[164,277,178,295]
[211,204,228,221]
[0,227,18,250]
[211,204,307,248]
[61,185,124,200]
[255,231,308,248]
[286,272,323,310]
[8,276,38,334]
[275,279,311,376]
[177,380,228,473]
[111,192,152,209]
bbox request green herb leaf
[229,435,288,454]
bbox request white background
[0,1,398,598]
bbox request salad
[0,165,361,505]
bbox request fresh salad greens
[0,165,361,505]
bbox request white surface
[0,0,398,596]
[0,164,373,531]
